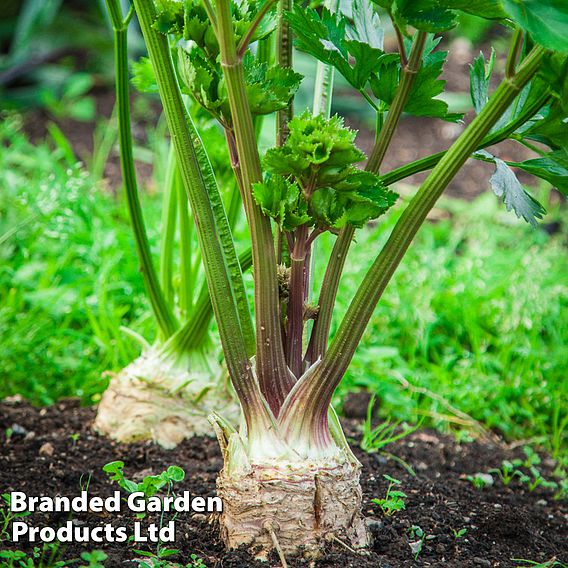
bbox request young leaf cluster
[253,111,397,231]
[155,0,302,124]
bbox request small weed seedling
[372,475,407,517]
[0,545,107,568]
[489,460,524,486]
[1,493,31,541]
[554,478,568,501]
[407,525,435,560]
[452,527,467,539]
[104,462,186,563]
[136,553,206,568]
[467,473,494,490]
[79,550,108,568]
[519,467,558,493]
[360,396,422,454]
[512,557,567,568]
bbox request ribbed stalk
[305,226,352,365]
[159,145,178,306]
[178,167,194,318]
[276,0,293,145]
[281,45,547,449]
[380,90,551,187]
[216,0,293,414]
[306,32,428,365]
[366,32,427,173]
[107,0,177,338]
[164,248,253,354]
[286,224,308,378]
[133,0,268,428]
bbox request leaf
[347,0,384,49]
[370,35,462,121]
[509,150,568,195]
[177,42,225,120]
[263,112,365,178]
[478,150,546,226]
[469,49,496,114]
[523,102,568,152]
[376,0,507,32]
[503,0,568,53]
[243,53,304,116]
[443,0,507,19]
[131,57,158,94]
[287,5,387,89]
[166,465,185,482]
[393,0,457,32]
[252,176,310,231]
[260,112,397,230]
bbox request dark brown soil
[1,398,566,567]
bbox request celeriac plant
[120,0,567,559]
[95,0,253,448]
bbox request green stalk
[159,145,178,306]
[380,89,551,187]
[306,0,339,316]
[366,31,427,174]
[106,0,178,338]
[164,248,253,353]
[216,0,293,414]
[506,27,524,79]
[306,32,428,365]
[286,224,308,378]
[276,0,293,145]
[305,226,352,365]
[133,0,267,427]
[178,166,194,318]
[253,36,274,138]
[237,0,278,56]
[281,45,547,450]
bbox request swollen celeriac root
[216,459,370,558]
[94,350,239,449]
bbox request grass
[324,188,567,462]
[0,114,158,404]
[1,113,566,462]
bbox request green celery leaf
[243,53,304,116]
[286,4,387,89]
[508,151,568,195]
[177,42,226,121]
[153,0,184,34]
[503,0,568,53]
[522,102,568,152]
[348,0,384,49]
[393,0,457,32]
[264,112,365,180]
[370,35,462,121]
[131,57,158,94]
[469,49,496,114]
[252,176,311,231]
[477,150,546,226]
[310,187,344,227]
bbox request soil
[1,398,566,568]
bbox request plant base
[94,351,238,449]
[216,459,370,558]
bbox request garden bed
[1,398,566,567]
